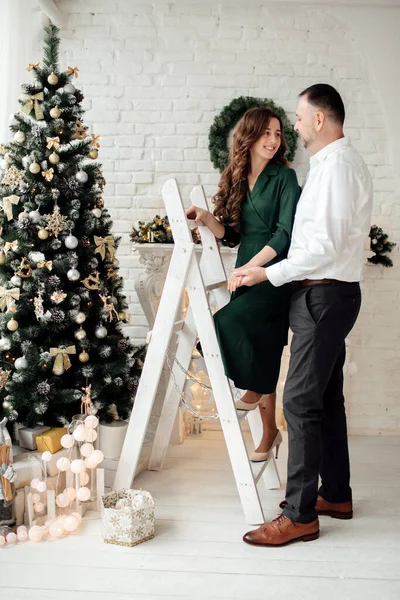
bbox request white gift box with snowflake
[101,488,155,547]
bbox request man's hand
[185,205,210,226]
[229,266,268,289]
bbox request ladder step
[251,457,273,484]
[205,280,227,292]
[146,319,185,343]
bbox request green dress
[214,162,300,394]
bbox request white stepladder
[113,178,281,525]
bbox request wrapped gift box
[13,452,42,489]
[101,488,155,547]
[18,426,50,450]
[36,428,67,454]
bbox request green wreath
[208,96,298,173]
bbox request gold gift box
[36,427,67,454]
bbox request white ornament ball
[76,170,88,183]
[36,481,47,493]
[65,235,78,249]
[48,152,60,165]
[73,425,86,442]
[14,131,26,143]
[49,519,64,539]
[70,458,85,474]
[56,457,70,472]
[6,532,17,544]
[0,337,11,351]
[56,493,70,508]
[50,106,61,119]
[7,318,19,331]
[17,528,28,542]
[64,83,76,94]
[63,515,79,532]
[91,449,104,464]
[15,356,28,370]
[92,208,102,218]
[80,442,94,457]
[0,535,5,546]
[77,486,91,502]
[67,268,80,281]
[61,433,74,448]
[31,493,40,503]
[84,415,99,429]
[29,525,44,542]
[17,525,27,533]
[41,451,52,463]
[30,478,40,490]
[10,275,21,287]
[34,501,45,513]
[29,162,41,174]
[47,72,59,85]
[84,428,97,443]
[74,328,86,341]
[95,326,107,339]
[28,210,41,222]
[86,455,98,469]
[64,487,77,501]
[18,211,29,222]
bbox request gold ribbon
[0,287,20,312]
[20,92,44,120]
[2,195,20,221]
[37,260,53,271]
[90,134,101,148]
[46,136,60,150]
[42,168,54,182]
[27,62,40,71]
[50,346,76,375]
[4,240,18,254]
[66,65,79,78]
[94,235,115,260]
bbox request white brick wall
[56,0,400,435]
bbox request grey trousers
[282,282,361,524]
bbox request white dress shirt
[266,137,373,287]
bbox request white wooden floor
[1,430,400,600]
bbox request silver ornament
[67,268,80,281]
[15,356,28,370]
[10,275,22,287]
[95,326,107,339]
[0,337,11,351]
[28,210,41,222]
[76,170,88,183]
[63,83,76,94]
[65,235,78,249]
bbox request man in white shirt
[233,84,373,547]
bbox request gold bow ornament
[0,287,20,312]
[3,240,18,254]
[26,62,40,71]
[2,195,20,221]
[46,136,60,150]
[42,168,54,182]
[37,260,53,271]
[90,134,101,148]
[94,235,116,261]
[50,345,76,376]
[20,92,44,120]
[66,65,79,78]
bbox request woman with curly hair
[186,107,299,461]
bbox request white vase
[99,421,128,460]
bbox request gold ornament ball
[29,162,41,174]
[79,351,89,363]
[0,251,6,264]
[14,131,25,143]
[38,229,49,240]
[75,312,86,324]
[7,318,19,331]
[88,149,98,159]
[92,208,102,218]
[49,152,60,165]
[118,311,127,321]
[50,106,61,119]
[47,72,59,85]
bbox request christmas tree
[0,25,144,429]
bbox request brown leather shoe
[243,514,319,547]
[279,496,353,520]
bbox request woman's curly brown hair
[213,107,288,230]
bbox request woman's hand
[186,205,211,226]
[231,266,268,288]
[227,272,244,293]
